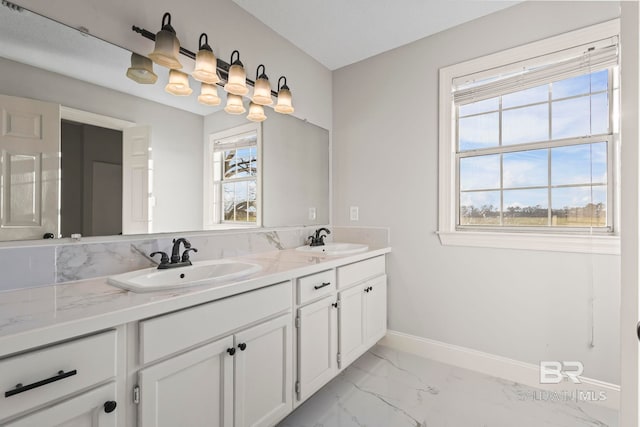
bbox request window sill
[437,231,620,255]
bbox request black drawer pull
[314,282,331,290]
[5,369,77,398]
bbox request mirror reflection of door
[0,93,147,241]
[60,120,123,238]
[0,94,60,241]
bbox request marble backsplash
[0,226,390,292]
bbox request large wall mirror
[0,3,329,242]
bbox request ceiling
[232,0,522,70]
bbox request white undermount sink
[108,259,262,293]
[295,242,369,256]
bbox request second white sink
[108,259,262,293]
[296,242,369,256]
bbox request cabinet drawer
[297,269,336,305]
[140,281,292,365]
[0,330,117,421]
[337,256,386,290]
[4,382,117,427]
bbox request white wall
[333,1,621,384]
[15,0,332,131]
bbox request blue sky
[458,70,609,213]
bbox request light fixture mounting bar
[132,25,278,97]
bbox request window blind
[452,37,618,106]
[213,131,258,151]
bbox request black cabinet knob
[238,343,247,351]
[332,302,338,308]
[104,400,117,413]
[227,347,236,356]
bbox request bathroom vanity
[0,247,390,426]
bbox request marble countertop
[0,247,390,357]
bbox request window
[204,123,261,228]
[439,20,620,253]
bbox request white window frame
[203,122,262,229]
[438,19,621,254]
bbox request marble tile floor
[278,345,617,427]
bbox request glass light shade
[224,63,249,95]
[126,53,157,84]
[247,102,267,122]
[224,94,246,114]
[198,83,221,106]
[148,28,182,69]
[165,70,192,96]
[274,87,294,114]
[192,49,220,84]
[251,77,273,106]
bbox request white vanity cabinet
[234,313,292,427]
[295,255,387,404]
[336,256,387,370]
[295,295,338,402]
[294,269,339,402]
[0,249,389,427]
[4,382,118,427]
[0,330,120,426]
[138,336,234,427]
[136,282,293,427]
[338,274,387,369]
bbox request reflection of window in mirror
[204,123,262,229]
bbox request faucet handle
[150,251,169,265]
[181,248,198,263]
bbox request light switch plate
[350,206,359,221]
[309,207,317,220]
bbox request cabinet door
[338,283,367,369]
[138,336,234,427]
[365,275,388,346]
[297,296,338,402]
[234,313,292,427]
[4,382,117,427]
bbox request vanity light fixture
[198,83,221,106]
[224,50,249,96]
[133,14,295,120]
[274,76,294,114]
[251,65,273,106]
[148,13,183,69]
[165,69,192,96]
[126,53,158,84]
[192,33,220,84]
[224,93,246,114]
[247,102,267,122]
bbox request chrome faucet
[308,228,331,247]
[150,238,198,269]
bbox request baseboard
[378,330,620,410]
